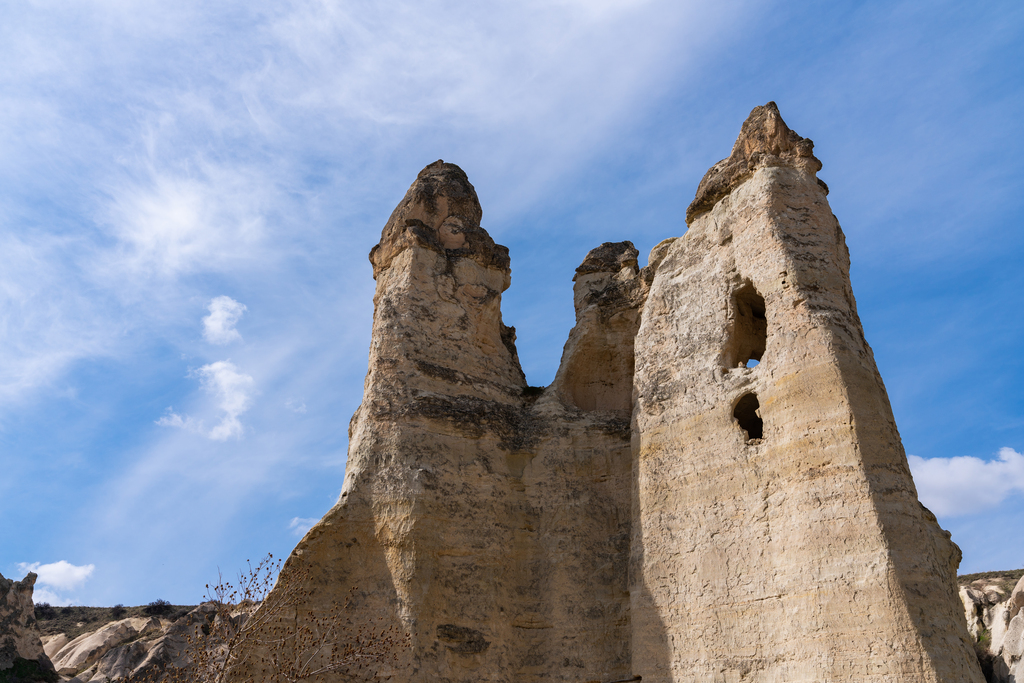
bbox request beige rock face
[229,108,981,682]
[631,103,980,682]
[41,603,246,683]
[49,616,162,676]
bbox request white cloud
[909,447,1024,517]
[288,517,318,537]
[203,296,247,345]
[197,361,256,440]
[157,361,256,440]
[18,560,95,590]
[285,398,306,414]
[17,560,95,605]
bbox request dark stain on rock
[436,624,490,654]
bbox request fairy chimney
[229,105,981,683]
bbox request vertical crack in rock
[227,109,982,683]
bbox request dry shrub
[131,554,406,683]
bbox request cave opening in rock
[734,393,763,440]
[725,283,767,368]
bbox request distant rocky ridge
[0,577,242,683]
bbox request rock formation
[229,104,983,682]
[632,102,980,682]
[0,572,57,683]
[34,603,248,683]
[961,573,1024,682]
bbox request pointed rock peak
[686,102,826,224]
[369,160,510,279]
[574,241,640,278]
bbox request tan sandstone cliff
[228,104,982,682]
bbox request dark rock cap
[369,160,510,279]
[686,102,826,224]
[574,241,640,278]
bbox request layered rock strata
[230,105,982,682]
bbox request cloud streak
[909,448,1024,517]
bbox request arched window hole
[734,393,763,441]
[725,283,767,369]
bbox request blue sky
[2,0,1022,606]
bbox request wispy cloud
[158,361,256,440]
[101,162,273,280]
[155,409,202,433]
[17,560,95,606]
[288,517,318,537]
[203,296,247,345]
[0,234,114,409]
[909,448,1024,517]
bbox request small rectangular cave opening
[724,283,767,369]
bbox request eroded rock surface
[0,573,56,682]
[229,107,981,682]
[49,617,162,678]
[686,101,826,224]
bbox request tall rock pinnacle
[632,103,981,682]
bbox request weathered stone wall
[230,106,982,683]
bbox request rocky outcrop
[36,603,246,683]
[0,573,56,683]
[48,617,162,678]
[961,574,1024,682]
[228,105,982,682]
